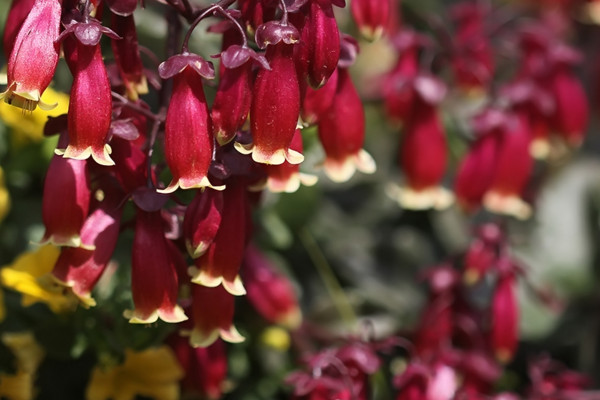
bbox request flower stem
[298,228,357,331]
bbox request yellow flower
[0,167,9,224]
[0,245,78,313]
[86,347,184,400]
[0,332,45,400]
[0,87,69,145]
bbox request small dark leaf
[158,53,215,80]
[110,119,140,141]
[105,0,139,16]
[132,187,169,212]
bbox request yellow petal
[86,347,184,400]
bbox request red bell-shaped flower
[110,13,148,101]
[393,76,451,210]
[350,0,392,41]
[212,45,269,145]
[1,0,61,111]
[237,22,303,165]
[482,114,533,220]
[317,68,375,182]
[52,181,124,306]
[159,54,221,192]
[299,0,341,88]
[170,335,228,399]
[193,179,250,296]
[60,41,115,166]
[41,155,91,248]
[190,284,244,347]
[129,209,187,324]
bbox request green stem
[298,228,357,330]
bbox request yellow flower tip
[216,130,235,146]
[322,158,358,183]
[278,306,302,330]
[495,348,513,364]
[126,305,188,324]
[483,191,532,220]
[220,325,245,344]
[386,183,454,211]
[0,186,10,224]
[222,275,246,297]
[285,148,304,165]
[190,327,221,348]
[267,174,302,193]
[530,138,550,160]
[252,147,287,166]
[360,26,384,43]
[61,145,115,167]
[52,276,97,308]
[159,177,225,194]
[234,141,254,155]
[38,233,82,249]
[299,172,318,187]
[356,149,377,174]
[126,76,149,101]
[463,269,480,286]
[191,270,223,288]
[158,305,188,324]
[260,326,291,351]
[125,309,159,324]
[186,240,210,259]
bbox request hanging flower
[128,209,187,324]
[0,0,61,111]
[236,21,304,165]
[318,68,375,182]
[158,53,222,192]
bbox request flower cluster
[0,0,598,398]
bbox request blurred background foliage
[1,0,600,398]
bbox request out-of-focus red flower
[490,266,519,363]
[243,245,302,328]
[351,0,392,41]
[318,68,376,182]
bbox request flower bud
[1,0,61,111]
[110,13,148,101]
[317,68,375,182]
[490,271,519,363]
[128,209,187,324]
[183,189,223,259]
[301,67,338,125]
